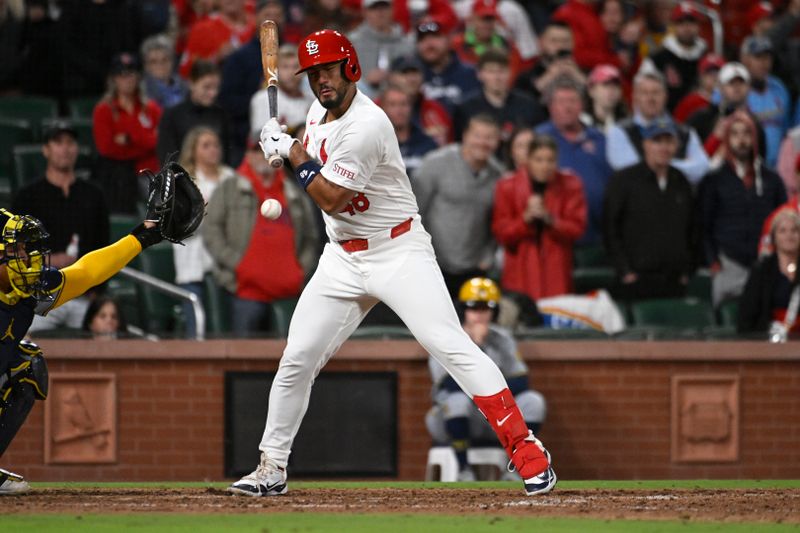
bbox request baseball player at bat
[229,30,556,497]
[0,163,204,495]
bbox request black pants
[614,272,687,302]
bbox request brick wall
[4,340,799,481]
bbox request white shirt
[302,90,419,241]
[250,86,315,135]
[173,166,235,284]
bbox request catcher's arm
[51,225,154,309]
[52,161,205,308]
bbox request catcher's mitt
[143,161,205,245]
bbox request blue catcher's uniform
[0,268,62,349]
[0,207,150,495]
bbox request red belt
[338,218,413,253]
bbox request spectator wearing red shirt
[173,0,216,55]
[492,134,587,301]
[178,0,255,78]
[673,53,724,123]
[93,53,162,214]
[551,0,621,72]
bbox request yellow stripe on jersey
[53,235,143,309]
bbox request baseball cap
[109,52,140,75]
[741,35,773,56]
[589,64,621,85]
[718,62,751,84]
[747,2,774,27]
[43,121,78,143]
[363,0,392,8]
[698,53,725,73]
[416,19,444,38]
[671,1,703,22]
[390,55,423,73]
[472,0,498,18]
[642,118,677,140]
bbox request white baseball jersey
[302,90,419,241]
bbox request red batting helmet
[296,30,361,82]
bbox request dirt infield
[5,487,800,523]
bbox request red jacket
[93,97,162,172]
[551,0,620,71]
[492,168,587,301]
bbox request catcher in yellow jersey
[0,162,204,495]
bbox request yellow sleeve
[51,235,143,309]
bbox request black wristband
[295,160,322,190]
[131,222,163,249]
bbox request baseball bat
[260,20,284,169]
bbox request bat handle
[268,154,284,168]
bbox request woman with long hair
[82,296,128,340]
[92,53,162,213]
[174,126,237,338]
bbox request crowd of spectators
[4,0,800,340]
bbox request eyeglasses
[417,21,442,36]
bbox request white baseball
[260,198,282,220]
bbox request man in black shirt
[453,49,546,153]
[603,118,697,301]
[643,2,707,112]
[513,21,584,108]
[11,123,110,330]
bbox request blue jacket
[747,76,791,168]
[398,122,439,179]
[420,52,480,113]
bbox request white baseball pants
[258,223,508,467]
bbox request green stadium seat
[572,267,616,294]
[717,299,739,327]
[686,271,712,302]
[630,297,715,331]
[138,242,179,334]
[106,273,146,331]
[269,297,299,337]
[0,96,58,139]
[11,143,93,192]
[0,118,33,194]
[203,274,230,335]
[613,325,704,340]
[517,327,609,340]
[68,96,101,119]
[350,325,415,339]
[573,244,610,268]
[109,214,140,242]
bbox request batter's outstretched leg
[371,232,556,495]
